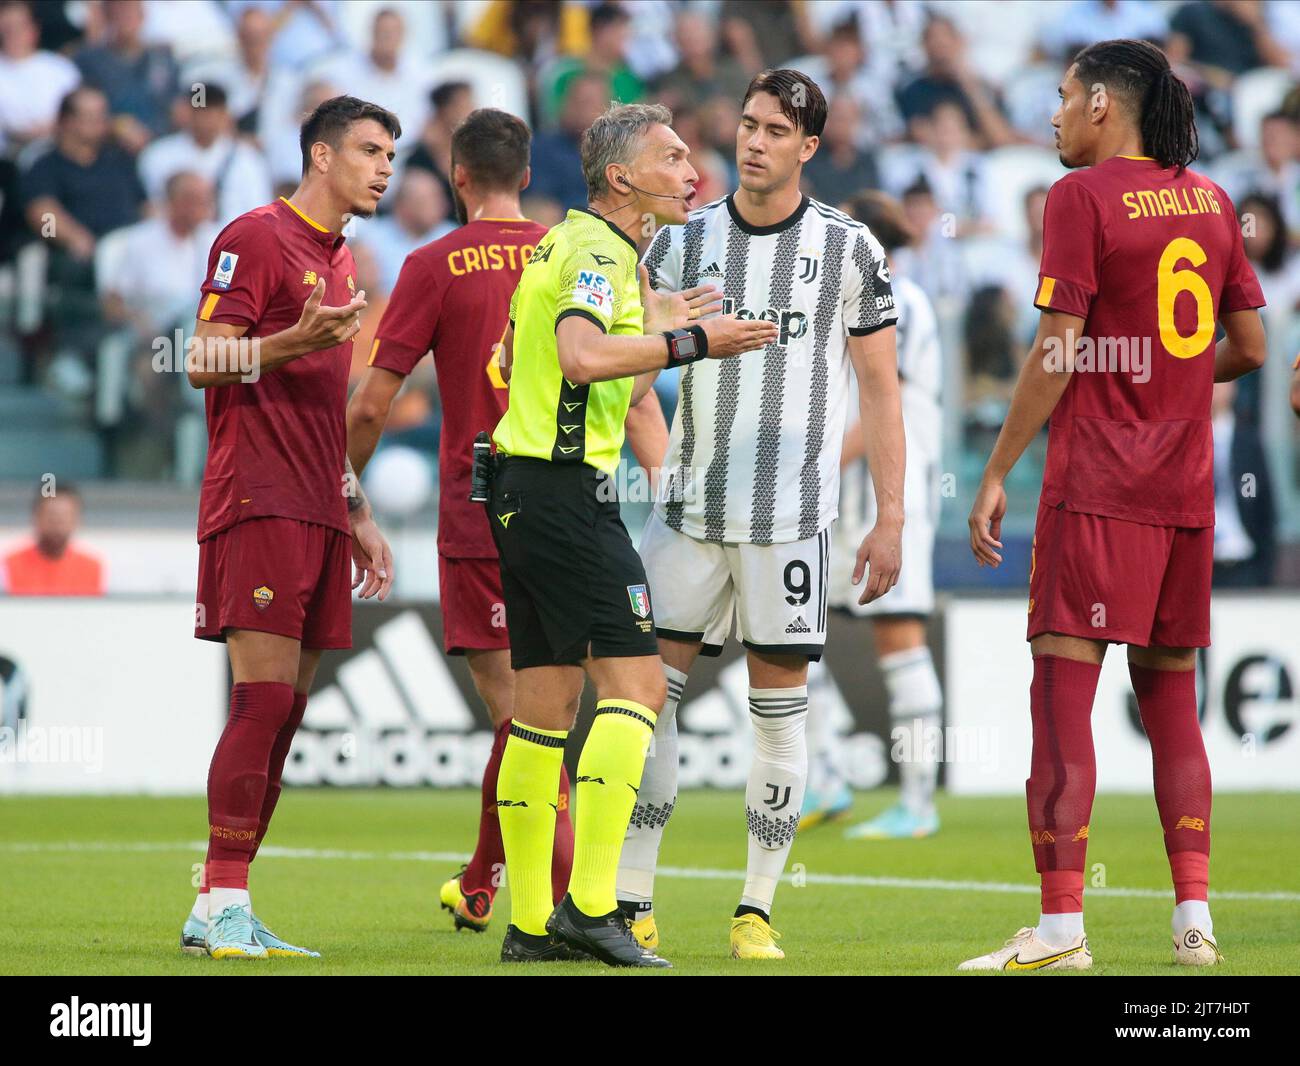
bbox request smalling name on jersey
[1122,185,1222,220]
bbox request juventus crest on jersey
[644,194,898,545]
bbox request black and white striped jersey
[643,193,897,545]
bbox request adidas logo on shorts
[785,614,811,635]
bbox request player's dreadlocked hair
[1073,39,1198,172]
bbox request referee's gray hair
[581,102,674,200]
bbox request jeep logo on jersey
[721,299,807,346]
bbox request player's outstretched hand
[968,478,1006,567]
[351,515,394,601]
[698,313,778,357]
[296,277,368,352]
[853,522,902,605]
[638,264,722,333]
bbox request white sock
[1036,911,1085,947]
[616,665,686,912]
[881,647,942,817]
[803,660,841,794]
[1173,899,1212,937]
[208,887,251,917]
[190,891,208,923]
[741,686,808,916]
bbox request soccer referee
[490,102,776,967]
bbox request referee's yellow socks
[497,721,568,936]
[570,700,657,918]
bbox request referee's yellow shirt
[493,209,645,475]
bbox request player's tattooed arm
[848,326,905,605]
[344,456,370,517]
[344,455,394,601]
[968,310,1083,567]
[1214,309,1268,383]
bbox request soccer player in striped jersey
[802,191,945,840]
[962,41,1266,971]
[619,69,907,959]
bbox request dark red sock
[207,681,296,889]
[462,719,510,897]
[551,762,574,904]
[1130,663,1211,902]
[1026,655,1102,913]
[249,690,308,863]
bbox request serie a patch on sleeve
[573,270,613,315]
[212,251,239,290]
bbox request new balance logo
[1072,825,1089,842]
[785,614,811,634]
[498,799,528,808]
[1175,816,1206,832]
[1030,829,1056,844]
[576,775,605,785]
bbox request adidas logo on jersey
[785,614,811,635]
[699,261,722,278]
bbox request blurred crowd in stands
[1,0,1298,589]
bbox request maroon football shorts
[195,516,352,650]
[439,554,510,655]
[1027,500,1212,648]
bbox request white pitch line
[5,840,1299,903]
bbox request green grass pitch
[2,789,1296,976]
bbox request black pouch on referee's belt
[468,431,495,504]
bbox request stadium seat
[876,142,927,196]
[1203,148,1259,201]
[14,240,47,336]
[981,146,1063,241]
[92,228,136,429]
[424,49,529,124]
[1001,63,1061,143]
[1232,68,1293,151]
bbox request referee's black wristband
[663,325,708,367]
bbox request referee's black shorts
[488,456,659,669]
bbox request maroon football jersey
[367,217,546,558]
[1034,155,1264,527]
[195,197,357,541]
